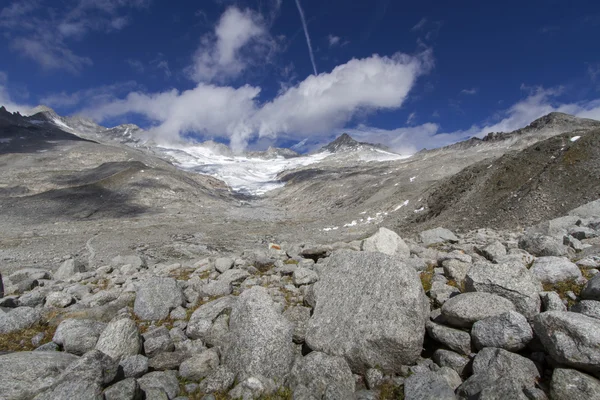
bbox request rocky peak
[526,112,600,131]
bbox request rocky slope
[1,201,600,399]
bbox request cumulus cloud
[0,0,148,73]
[80,50,434,151]
[188,6,276,83]
[460,88,478,95]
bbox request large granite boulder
[305,250,428,373]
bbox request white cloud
[40,81,140,108]
[460,88,478,95]
[188,6,276,83]
[81,50,433,151]
[328,34,340,47]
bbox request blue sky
[1,0,600,153]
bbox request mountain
[27,105,145,146]
[320,133,391,153]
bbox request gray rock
[55,259,86,281]
[568,199,600,219]
[404,371,455,400]
[112,255,146,269]
[186,296,237,340]
[205,313,229,348]
[95,317,142,361]
[476,378,529,400]
[478,241,507,262]
[214,257,234,273]
[531,257,583,284]
[0,306,41,334]
[471,311,533,351]
[458,348,539,398]
[441,259,471,283]
[582,273,600,300]
[199,269,250,297]
[35,342,60,352]
[438,366,462,391]
[137,371,179,399]
[361,227,410,258]
[0,351,79,400]
[120,355,148,379]
[143,327,174,358]
[441,292,516,328]
[429,282,460,306]
[198,366,235,393]
[550,368,600,400]
[425,320,471,355]
[104,378,140,400]
[9,268,51,283]
[540,291,567,312]
[305,250,428,373]
[419,227,459,247]
[35,350,118,400]
[142,388,168,399]
[533,311,600,375]
[571,300,600,320]
[289,352,355,398]
[223,286,294,382]
[134,278,184,321]
[293,268,319,286]
[432,349,469,376]
[464,261,542,319]
[44,292,75,308]
[147,352,189,371]
[283,305,311,343]
[53,319,107,355]
[179,349,220,381]
[228,376,275,400]
[519,233,568,257]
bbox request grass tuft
[378,381,405,400]
[542,279,586,308]
[0,323,57,351]
[420,264,436,293]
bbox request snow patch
[414,206,425,213]
[570,136,581,142]
[394,200,409,211]
[410,176,416,182]
[52,118,71,130]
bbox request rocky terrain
[2,105,600,399]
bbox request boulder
[305,250,428,373]
[464,261,542,319]
[441,292,516,328]
[142,327,174,358]
[179,349,220,381]
[0,351,79,400]
[425,320,471,355]
[111,255,146,269]
[289,352,355,398]
[441,259,471,283]
[0,306,41,334]
[147,351,189,371]
[55,259,86,281]
[457,348,539,399]
[283,305,311,343]
[120,355,148,379]
[432,349,470,376]
[53,319,107,355]
[518,233,567,257]
[533,311,600,375]
[530,256,583,284]
[570,300,600,320]
[95,317,141,361]
[199,269,250,297]
[361,227,410,258]
[293,268,319,286]
[540,291,567,312]
[8,268,51,283]
[568,199,600,219]
[137,371,179,400]
[478,241,507,262]
[404,371,456,400]
[187,296,237,340]
[44,292,75,308]
[34,350,118,400]
[223,287,294,382]
[471,311,533,351]
[419,227,459,247]
[550,368,600,400]
[582,273,600,300]
[197,366,236,393]
[104,378,140,400]
[214,257,234,273]
[134,277,184,321]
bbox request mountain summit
[320,133,389,153]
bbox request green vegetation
[378,381,405,400]
[0,323,57,351]
[419,264,436,293]
[542,279,586,308]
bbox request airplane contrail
[294,0,318,75]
